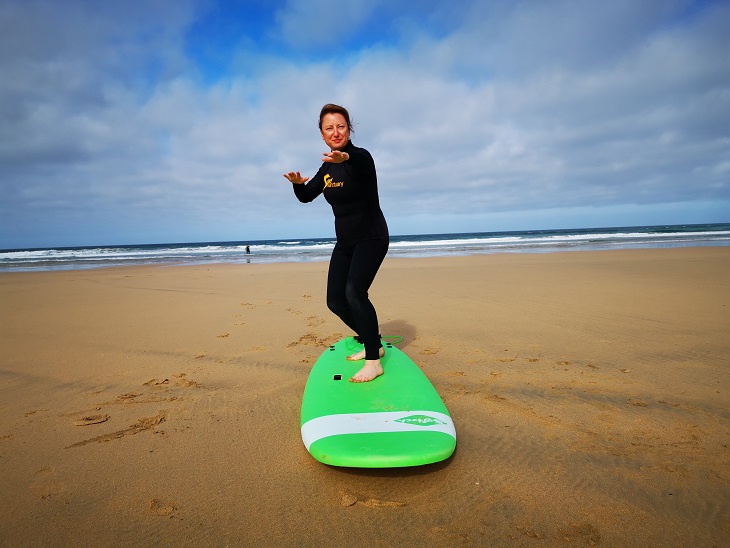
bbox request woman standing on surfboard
[283,104,389,383]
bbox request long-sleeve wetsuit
[292,140,389,360]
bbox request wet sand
[1,247,728,546]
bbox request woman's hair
[319,103,354,133]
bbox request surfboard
[300,337,456,468]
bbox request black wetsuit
[293,140,389,360]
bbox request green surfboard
[300,338,456,468]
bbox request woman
[283,104,389,383]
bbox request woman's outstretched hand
[322,151,349,163]
[283,171,309,184]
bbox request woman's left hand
[323,151,349,163]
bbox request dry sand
[1,247,728,546]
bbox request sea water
[1,223,728,272]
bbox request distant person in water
[245,245,250,254]
[283,104,389,382]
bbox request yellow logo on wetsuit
[324,174,344,188]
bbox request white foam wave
[2,226,728,271]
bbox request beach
[1,247,728,546]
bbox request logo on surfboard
[394,415,447,427]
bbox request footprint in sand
[143,379,170,387]
[340,493,358,507]
[359,498,405,508]
[29,467,67,501]
[65,412,167,449]
[560,522,601,544]
[173,373,200,388]
[306,315,325,328]
[338,492,404,508]
[147,498,178,517]
[24,409,48,417]
[144,374,200,389]
[73,414,110,426]
[420,347,440,355]
[287,332,330,348]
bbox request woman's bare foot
[350,359,384,383]
[346,346,385,361]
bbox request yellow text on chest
[324,174,344,188]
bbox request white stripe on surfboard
[301,410,456,450]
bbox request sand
[1,247,728,546]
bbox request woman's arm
[284,166,326,203]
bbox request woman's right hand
[283,171,309,184]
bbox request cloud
[367,0,730,211]
[274,0,383,48]
[1,0,728,248]
[0,0,195,167]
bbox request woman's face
[320,113,350,151]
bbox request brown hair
[318,103,354,133]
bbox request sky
[1,0,729,249]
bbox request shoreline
[1,247,728,545]
[2,240,730,274]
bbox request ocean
[1,223,728,272]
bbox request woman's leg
[326,243,359,334]
[343,239,388,360]
[326,239,388,360]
